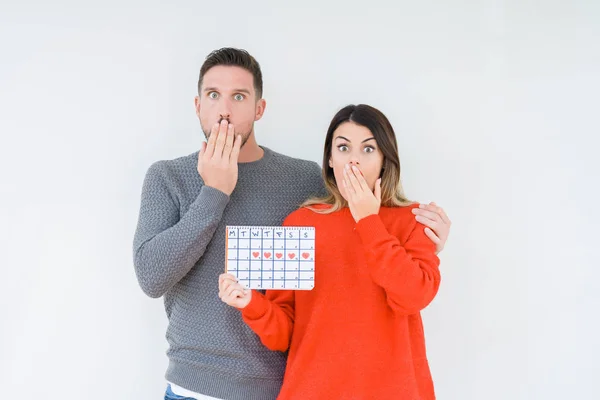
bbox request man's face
[195,65,265,146]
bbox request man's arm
[133,163,229,298]
[412,202,452,254]
[133,120,241,298]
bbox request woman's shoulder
[286,204,331,221]
[379,204,421,233]
[283,204,333,225]
[381,203,419,217]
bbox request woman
[219,104,441,399]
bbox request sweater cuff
[190,185,230,214]
[355,214,389,247]
[240,290,269,320]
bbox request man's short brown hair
[198,47,263,99]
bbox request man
[133,47,451,400]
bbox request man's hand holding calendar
[219,273,251,309]
[197,120,242,196]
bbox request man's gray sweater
[133,146,324,400]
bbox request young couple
[133,47,450,400]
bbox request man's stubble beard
[201,118,253,148]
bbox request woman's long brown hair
[303,104,413,213]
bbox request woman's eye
[234,94,245,101]
[208,92,218,99]
[364,146,375,153]
[337,145,349,152]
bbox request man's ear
[194,96,201,118]
[254,98,266,121]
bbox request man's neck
[238,133,264,163]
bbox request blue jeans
[164,384,197,400]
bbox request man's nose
[218,113,231,123]
[218,101,232,122]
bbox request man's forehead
[202,65,254,92]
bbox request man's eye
[234,94,245,101]
[337,145,349,152]
[208,92,219,99]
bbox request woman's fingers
[350,165,369,192]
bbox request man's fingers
[424,227,441,244]
[436,206,451,225]
[199,141,207,158]
[419,202,451,225]
[230,134,242,164]
[205,122,219,159]
[198,142,207,174]
[223,124,235,159]
[415,215,440,232]
[413,209,442,223]
[213,120,229,160]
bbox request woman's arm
[355,214,441,315]
[241,289,295,352]
[218,274,295,352]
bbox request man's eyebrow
[203,87,252,95]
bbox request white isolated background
[1,1,598,399]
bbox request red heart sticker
[264,252,272,259]
[252,252,260,258]
[275,253,283,259]
[302,252,310,259]
[288,253,296,259]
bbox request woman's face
[329,121,384,201]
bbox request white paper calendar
[225,225,315,290]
